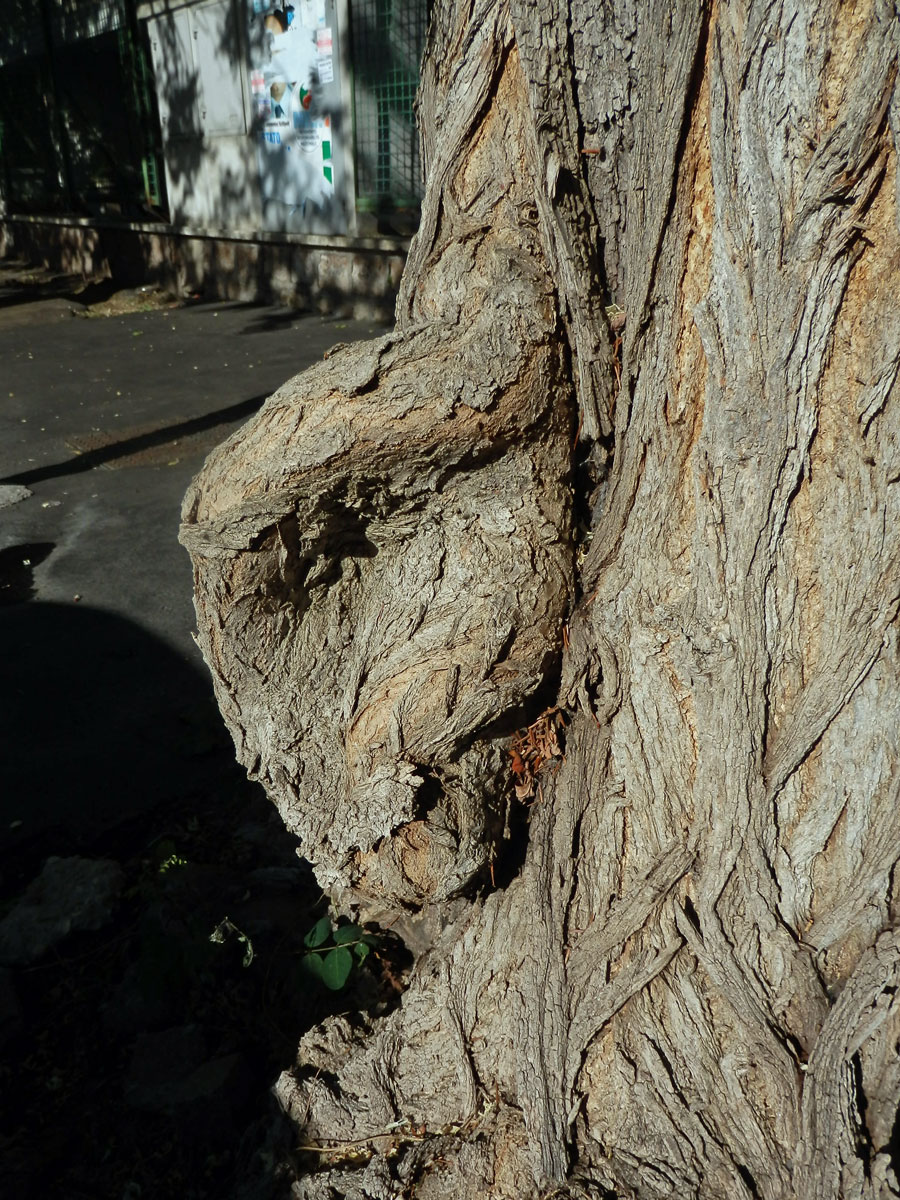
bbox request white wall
[141,0,352,235]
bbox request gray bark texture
[180,1,900,1196]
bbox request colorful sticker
[251,3,334,215]
[295,107,319,152]
[318,115,334,192]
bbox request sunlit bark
[181,3,900,1196]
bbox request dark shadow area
[0,269,121,311]
[0,0,167,221]
[0,543,55,605]
[2,393,269,487]
[0,601,240,864]
[887,1097,900,1188]
[236,305,335,335]
[0,600,407,1198]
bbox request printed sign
[249,2,338,224]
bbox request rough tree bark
[180,2,900,1196]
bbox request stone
[0,967,22,1046]
[0,484,32,509]
[124,1024,251,1134]
[0,855,125,965]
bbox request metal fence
[350,0,428,226]
[0,0,165,217]
[1,0,428,232]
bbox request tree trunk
[179,2,900,1196]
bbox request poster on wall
[246,1,343,232]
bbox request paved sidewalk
[0,265,387,866]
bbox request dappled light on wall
[147,0,349,234]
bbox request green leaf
[304,916,332,949]
[321,946,353,990]
[302,952,325,979]
[159,853,188,875]
[334,923,363,945]
[352,941,371,964]
[237,929,254,968]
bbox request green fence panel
[350,0,428,219]
[0,0,165,216]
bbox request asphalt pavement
[0,264,388,873]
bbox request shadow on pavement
[234,305,326,335]
[0,271,122,311]
[0,599,411,1200]
[2,394,269,488]
[0,543,55,605]
[0,599,322,1198]
[0,599,240,874]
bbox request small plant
[158,852,188,874]
[301,916,377,991]
[209,916,255,967]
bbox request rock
[245,866,309,891]
[125,1024,252,1135]
[0,856,125,965]
[0,484,32,509]
[101,955,184,1036]
[0,968,22,1046]
[124,1024,208,1109]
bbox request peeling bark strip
[182,1,900,1198]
